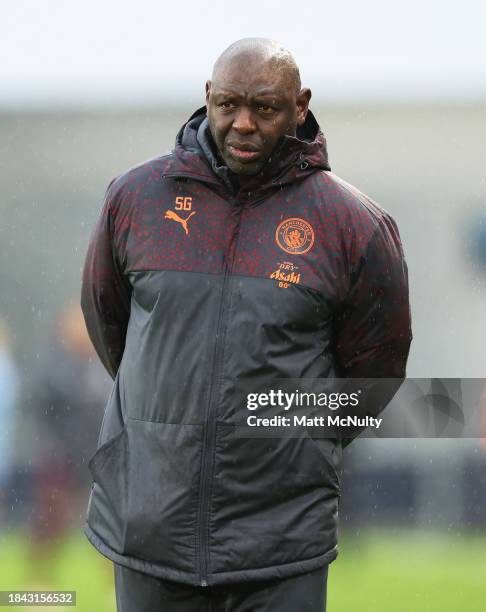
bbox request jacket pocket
[209,425,341,573]
[87,418,203,572]
[304,433,342,494]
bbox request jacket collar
[169,105,331,199]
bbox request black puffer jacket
[81,106,412,586]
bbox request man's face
[205,56,310,176]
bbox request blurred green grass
[0,528,485,611]
[329,529,486,612]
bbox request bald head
[212,38,301,95]
[205,38,311,179]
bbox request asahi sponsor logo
[269,261,301,289]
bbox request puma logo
[164,210,196,235]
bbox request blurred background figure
[466,209,486,273]
[481,383,486,451]
[26,300,112,571]
[0,317,20,524]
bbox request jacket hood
[170,105,331,197]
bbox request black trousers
[114,563,328,612]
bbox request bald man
[81,38,412,611]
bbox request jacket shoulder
[313,170,405,268]
[105,152,176,209]
[316,170,397,229]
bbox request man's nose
[232,107,256,134]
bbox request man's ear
[296,88,312,126]
[205,80,212,109]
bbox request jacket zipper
[197,199,244,587]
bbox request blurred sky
[1,0,486,108]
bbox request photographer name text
[246,414,382,428]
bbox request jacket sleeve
[333,213,413,445]
[80,179,132,380]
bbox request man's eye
[220,102,235,109]
[258,105,275,114]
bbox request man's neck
[231,170,264,192]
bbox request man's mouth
[227,144,261,162]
